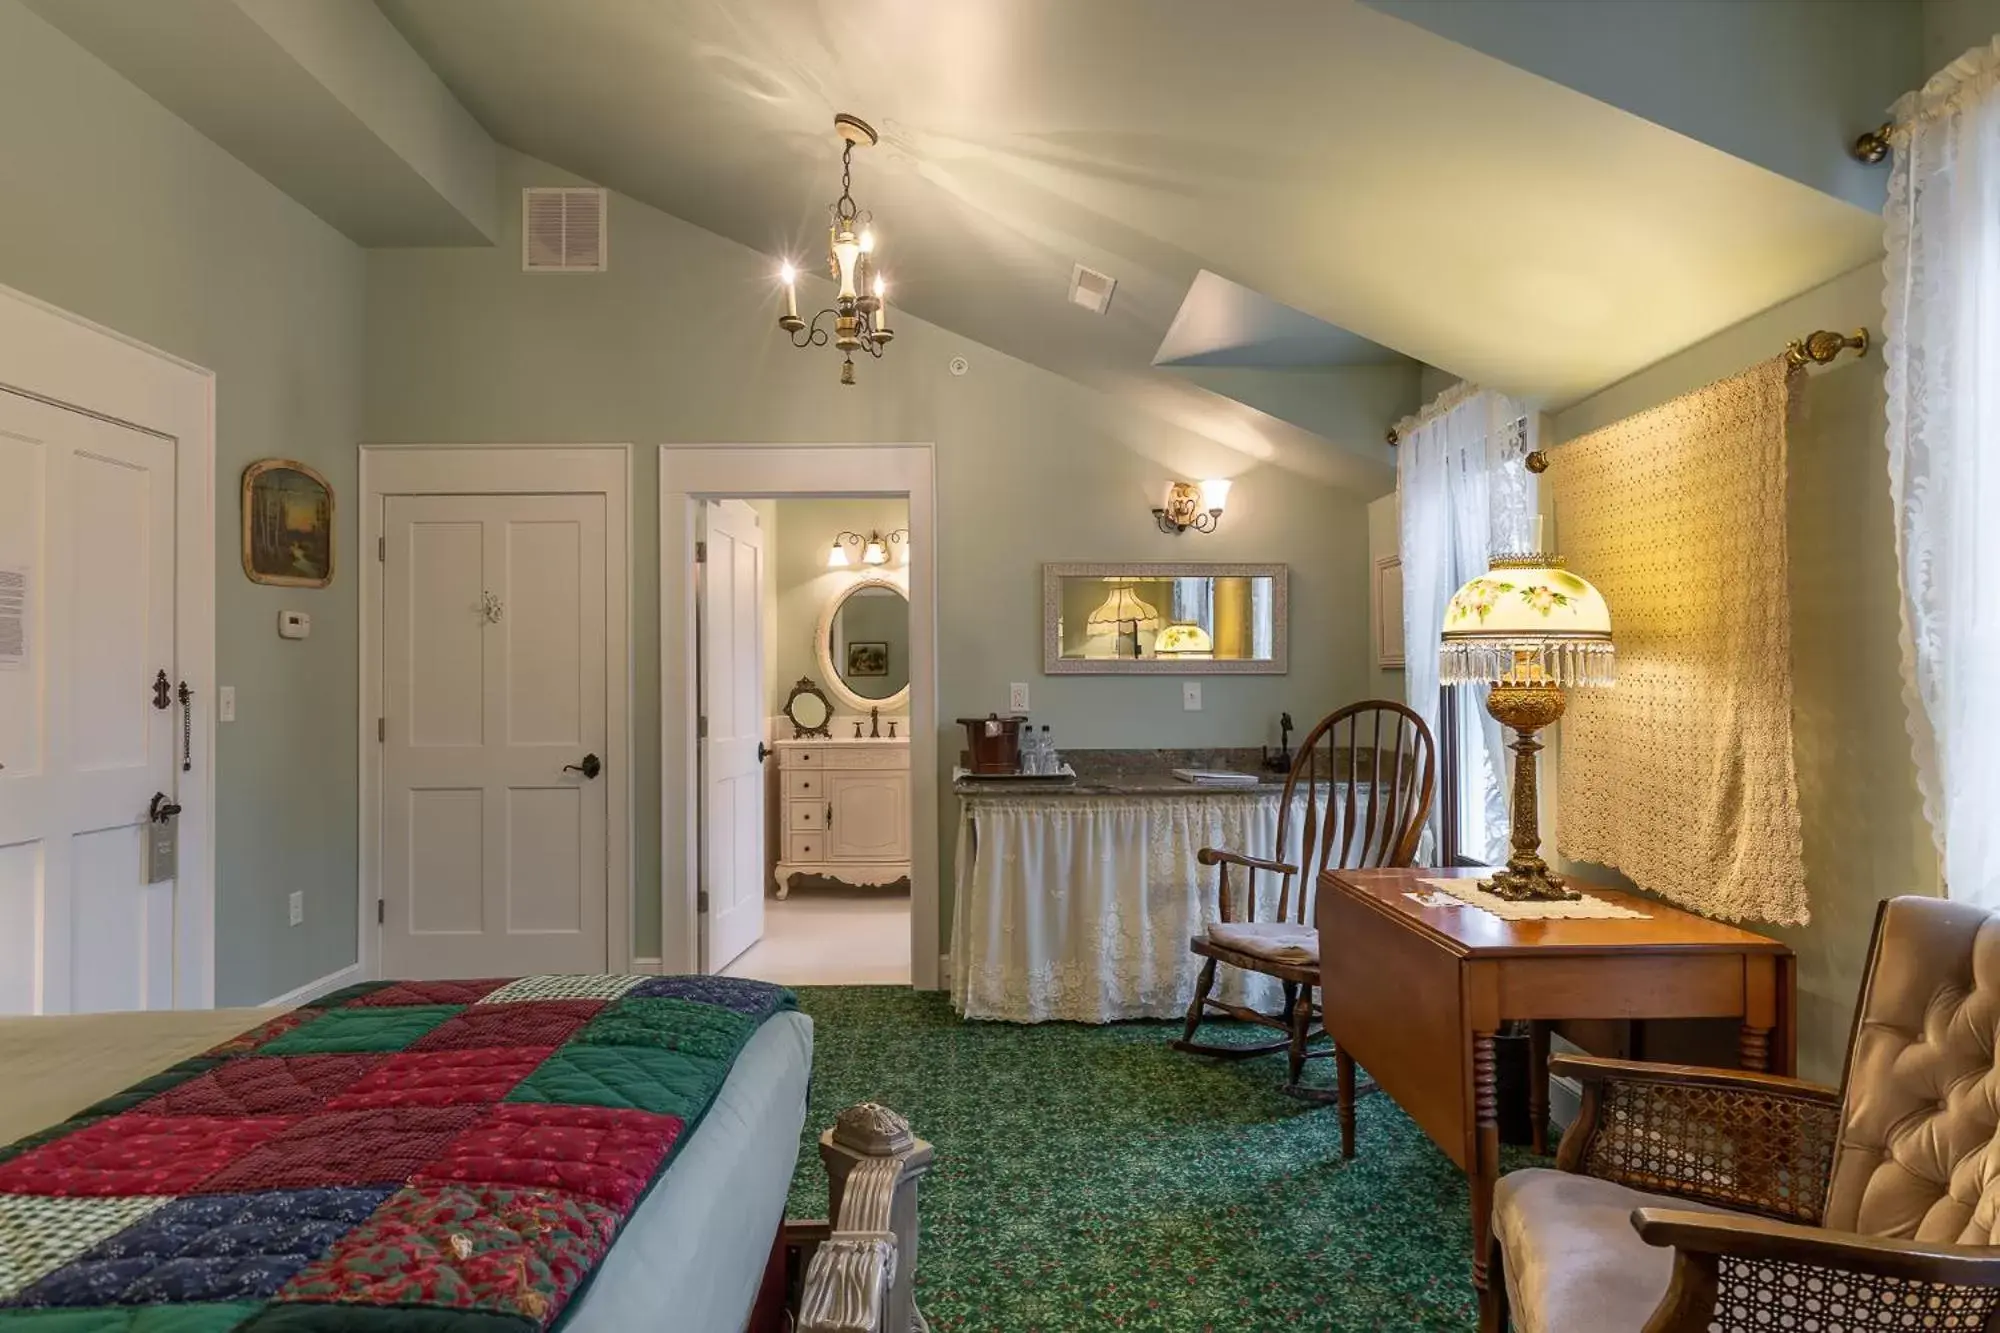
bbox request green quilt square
[258,1005,463,1055]
[74,1057,227,1119]
[504,1044,726,1117]
[573,997,755,1059]
[0,1304,265,1332]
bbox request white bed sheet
[565,1008,814,1333]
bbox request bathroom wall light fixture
[827,528,910,568]
[1153,479,1230,535]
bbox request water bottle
[1017,719,1041,775]
[1040,725,1061,777]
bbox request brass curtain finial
[1852,122,1894,165]
[1386,426,1400,446]
[1784,327,1869,371]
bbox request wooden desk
[1316,866,1794,1324]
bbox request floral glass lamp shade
[1440,555,1615,901]
[1087,582,1163,659]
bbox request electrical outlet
[1009,682,1031,713]
[287,891,303,927]
[1182,681,1202,711]
[218,685,236,722]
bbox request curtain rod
[1504,328,1870,473]
[1385,329,1870,451]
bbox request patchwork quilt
[0,974,795,1332]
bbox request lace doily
[1414,877,1648,921]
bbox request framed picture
[1372,554,1404,670]
[845,641,889,677]
[242,459,334,588]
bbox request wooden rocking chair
[1172,700,1435,1100]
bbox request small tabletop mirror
[818,574,910,713]
[783,677,833,738]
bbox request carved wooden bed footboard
[785,1103,934,1333]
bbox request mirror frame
[782,677,834,739]
[1043,561,1289,675]
[817,572,912,713]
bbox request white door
[381,492,609,978]
[700,500,766,971]
[0,391,179,1014]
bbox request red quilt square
[196,1105,485,1194]
[322,1047,553,1111]
[204,1009,318,1057]
[0,1113,294,1196]
[276,1181,617,1324]
[347,979,513,1007]
[140,1055,383,1117]
[407,1001,603,1053]
[416,1103,681,1211]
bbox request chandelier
[778,114,894,385]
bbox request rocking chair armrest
[1632,1208,2000,1331]
[1196,848,1298,923]
[1552,1056,1841,1223]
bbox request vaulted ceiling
[28,0,1922,491]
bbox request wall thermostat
[278,610,311,640]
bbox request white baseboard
[261,961,362,1009]
[631,956,663,975]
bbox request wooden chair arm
[1632,1208,2000,1331]
[1195,847,1297,923]
[795,1103,933,1333]
[1553,1056,1841,1224]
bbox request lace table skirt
[951,794,1298,1023]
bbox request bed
[0,977,929,1333]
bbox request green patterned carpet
[786,987,1533,1332]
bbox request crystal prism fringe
[1439,640,1617,688]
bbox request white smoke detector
[522,187,608,272]
[1068,263,1117,314]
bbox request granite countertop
[953,748,1291,797]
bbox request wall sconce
[1153,479,1230,535]
[827,528,910,568]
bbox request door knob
[757,742,772,763]
[564,753,602,779]
[149,792,183,822]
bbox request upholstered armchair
[1489,895,2000,1332]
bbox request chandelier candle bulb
[780,264,798,322]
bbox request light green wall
[1548,261,1937,1084]
[0,1,365,1005]
[364,150,1375,959]
[769,498,911,720]
[1367,493,1402,702]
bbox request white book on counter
[1171,768,1259,787]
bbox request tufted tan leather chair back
[1824,895,2000,1243]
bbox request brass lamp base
[1482,681,1581,903]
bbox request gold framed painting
[242,459,334,588]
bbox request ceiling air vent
[1069,263,1117,314]
[522,187,607,272]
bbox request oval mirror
[817,575,911,713]
[782,677,833,738]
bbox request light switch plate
[218,685,236,722]
[287,891,304,927]
[1009,682,1031,712]
[1182,681,1202,711]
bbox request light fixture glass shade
[832,227,861,300]
[1198,478,1232,513]
[1153,621,1214,657]
[862,538,887,566]
[1440,558,1615,687]
[1086,585,1163,632]
[826,540,850,569]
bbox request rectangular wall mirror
[1043,562,1288,675]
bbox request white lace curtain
[1884,38,2000,910]
[1396,385,1537,863]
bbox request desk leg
[1472,1029,1502,1329]
[1528,1020,1550,1156]
[1741,953,1778,1073]
[1336,1049,1357,1160]
[1739,1025,1773,1072]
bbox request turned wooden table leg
[1528,1020,1550,1156]
[1739,1024,1772,1072]
[1336,1048,1357,1160]
[1741,952,1779,1074]
[1471,1030,1501,1307]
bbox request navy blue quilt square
[5,1186,395,1308]
[624,974,792,1016]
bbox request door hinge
[377,717,385,743]
[694,540,706,563]
[377,536,385,561]
[376,898,385,925]
[697,716,707,740]
[696,890,710,912]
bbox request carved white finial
[833,1102,915,1156]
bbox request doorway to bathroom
[659,445,936,989]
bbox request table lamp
[1087,581,1163,659]
[1440,553,1614,901]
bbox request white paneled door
[0,391,179,1014]
[381,492,609,977]
[700,500,767,972]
